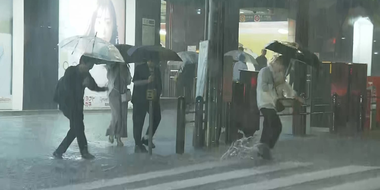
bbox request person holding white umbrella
[53,55,108,159]
[54,36,124,159]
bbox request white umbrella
[225,50,258,65]
[59,35,124,63]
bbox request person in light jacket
[106,64,132,146]
[256,55,302,160]
[232,53,248,82]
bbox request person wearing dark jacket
[256,49,268,71]
[132,60,162,153]
[53,55,107,159]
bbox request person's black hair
[79,55,95,65]
[86,0,118,44]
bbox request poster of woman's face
[86,0,121,44]
[59,0,125,108]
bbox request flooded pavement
[2,111,380,189]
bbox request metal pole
[176,97,186,154]
[148,100,153,155]
[331,93,338,133]
[206,0,217,148]
[359,94,363,132]
[193,96,204,148]
[225,102,231,144]
[147,65,155,155]
[118,65,123,142]
[204,0,209,40]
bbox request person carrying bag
[256,55,302,160]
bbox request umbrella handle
[92,32,97,54]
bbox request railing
[175,92,369,154]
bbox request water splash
[220,134,261,161]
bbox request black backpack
[53,77,67,105]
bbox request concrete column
[125,0,160,108]
[23,0,59,110]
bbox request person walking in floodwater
[105,64,132,146]
[53,55,107,160]
[132,59,162,153]
[256,55,302,160]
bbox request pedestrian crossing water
[42,160,380,190]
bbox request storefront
[59,0,127,109]
[9,0,160,111]
[238,7,295,65]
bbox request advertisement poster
[142,18,155,46]
[59,0,126,109]
[0,0,13,110]
[0,34,12,109]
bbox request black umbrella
[265,41,299,58]
[127,45,182,62]
[115,44,135,63]
[265,41,321,70]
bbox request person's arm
[133,79,150,86]
[242,63,248,70]
[132,65,150,86]
[277,82,296,98]
[85,74,107,92]
[258,68,273,92]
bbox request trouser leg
[133,104,147,145]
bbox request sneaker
[134,144,148,153]
[53,151,63,159]
[81,152,95,160]
[142,138,156,149]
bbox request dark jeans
[56,108,88,154]
[132,101,161,146]
[260,108,282,149]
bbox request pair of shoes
[53,151,63,159]
[142,138,156,149]
[134,144,148,153]
[256,143,272,160]
[116,137,124,147]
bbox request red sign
[254,15,260,22]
